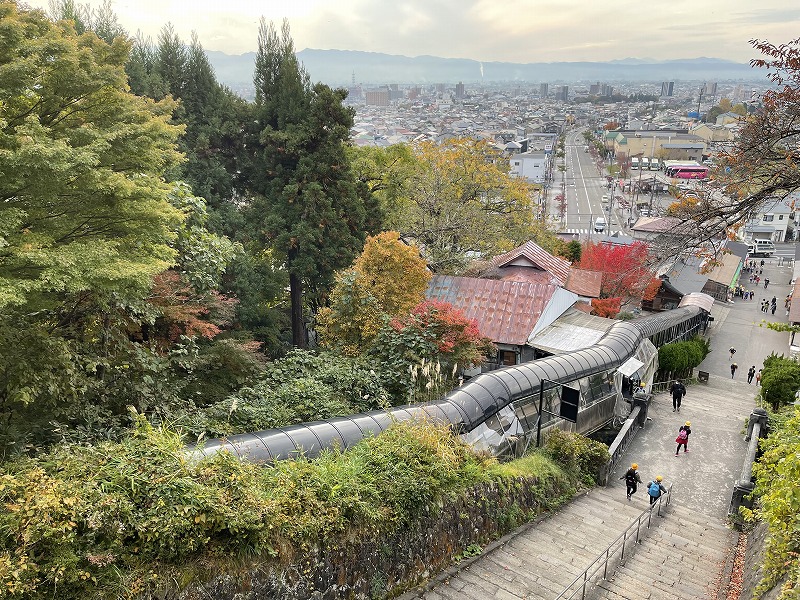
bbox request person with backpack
[675,421,691,455]
[669,380,686,412]
[647,476,668,505]
[729,346,736,360]
[620,462,643,501]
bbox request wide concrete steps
[421,486,670,600]
[589,503,735,600]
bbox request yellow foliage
[317,232,430,355]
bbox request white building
[509,151,550,184]
[743,197,795,242]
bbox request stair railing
[552,483,673,600]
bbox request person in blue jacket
[647,475,668,505]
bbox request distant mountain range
[206,49,767,89]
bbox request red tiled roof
[565,268,603,298]
[490,240,571,286]
[425,275,558,345]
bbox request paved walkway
[401,262,800,598]
[699,257,794,381]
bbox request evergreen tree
[246,19,381,348]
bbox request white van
[747,239,776,257]
[594,217,607,233]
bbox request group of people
[618,381,694,504]
[730,347,764,383]
[759,296,779,315]
[621,464,668,505]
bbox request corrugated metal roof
[789,281,800,323]
[489,240,571,285]
[678,292,715,312]
[565,268,603,298]
[706,253,743,286]
[425,275,558,345]
[529,307,616,354]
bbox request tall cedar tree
[247,20,381,348]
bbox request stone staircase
[592,502,735,599]
[411,376,754,600]
[416,486,675,600]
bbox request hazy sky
[21,0,800,63]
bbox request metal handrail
[651,377,697,394]
[553,483,674,600]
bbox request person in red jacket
[675,421,691,455]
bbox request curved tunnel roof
[192,305,707,464]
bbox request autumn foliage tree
[370,300,495,403]
[578,241,652,299]
[316,232,431,355]
[590,297,622,318]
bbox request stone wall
[173,475,570,600]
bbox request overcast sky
[21,0,800,63]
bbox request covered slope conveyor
[193,303,710,463]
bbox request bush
[744,406,800,598]
[657,336,710,380]
[185,349,391,438]
[760,353,800,411]
[542,429,610,485]
[7,417,580,599]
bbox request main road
[556,127,631,238]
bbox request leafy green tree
[746,407,800,596]
[47,0,126,44]
[0,3,184,311]
[760,352,800,411]
[0,4,235,451]
[561,240,582,262]
[244,19,381,348]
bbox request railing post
[621,530,627,560]
[635,515,641,543]
[581,571,587,599]
[603,548,609,579]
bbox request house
[641,276,684,312]
[630,216,687,241]
[509,151,551,184]
[425,275,579,369]
[743,197,794,242]
[689,122,734,144]
[701,252,744,301]
[485,240,602,300]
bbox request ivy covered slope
[0,419,607,599]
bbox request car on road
[594,217,607,233]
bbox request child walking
[675,421,691,455]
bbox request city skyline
[20,0,800,64]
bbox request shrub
[542,429,610,485]
[0,418,503,599]
[744,406,800,598]
[760,352,800,411]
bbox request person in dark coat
[675,421,691,455]
[620,462,643,501]
[731,362,738,378]
[747,366,756,384]
[669,380,686,412]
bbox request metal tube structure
[192,306,707,465]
